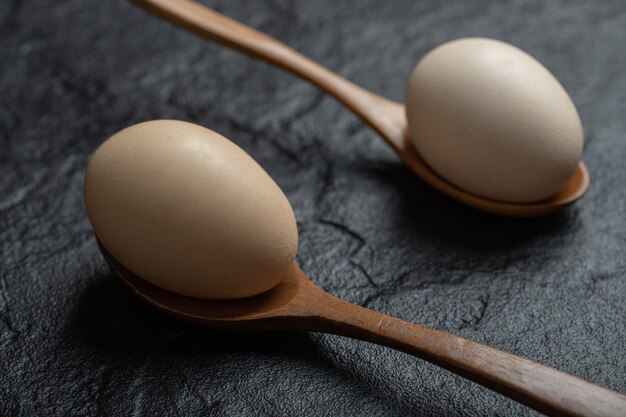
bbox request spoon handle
[300,286,626,417]
[131,0,406,152]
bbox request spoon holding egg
[131,0,589,216]
[84,120,624,416]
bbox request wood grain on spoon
[101,246,626,417]
[131,0,589,217]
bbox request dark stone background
[1,1,625,416]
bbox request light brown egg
[405,38,583,203]
[84,120,298,299]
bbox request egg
[405,38,583,203]
[83,120,298,299]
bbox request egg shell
[405,38,583,203]
[84,120,298,299]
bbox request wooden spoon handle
[131,0,406,151]
[304,289,626,417]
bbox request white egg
[84,120,298,299]
[405,38,583,203]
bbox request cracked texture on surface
[2,0,626,416]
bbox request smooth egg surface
[84,120,298,299]
[405,38,583,203]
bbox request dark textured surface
[2,0,626,415]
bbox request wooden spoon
[100,244,626,417]
[131,0,589,217]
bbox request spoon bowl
[132,0,589,217]
[99,242,626,416]
[399,130,590,216]
[102,242,303,328]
